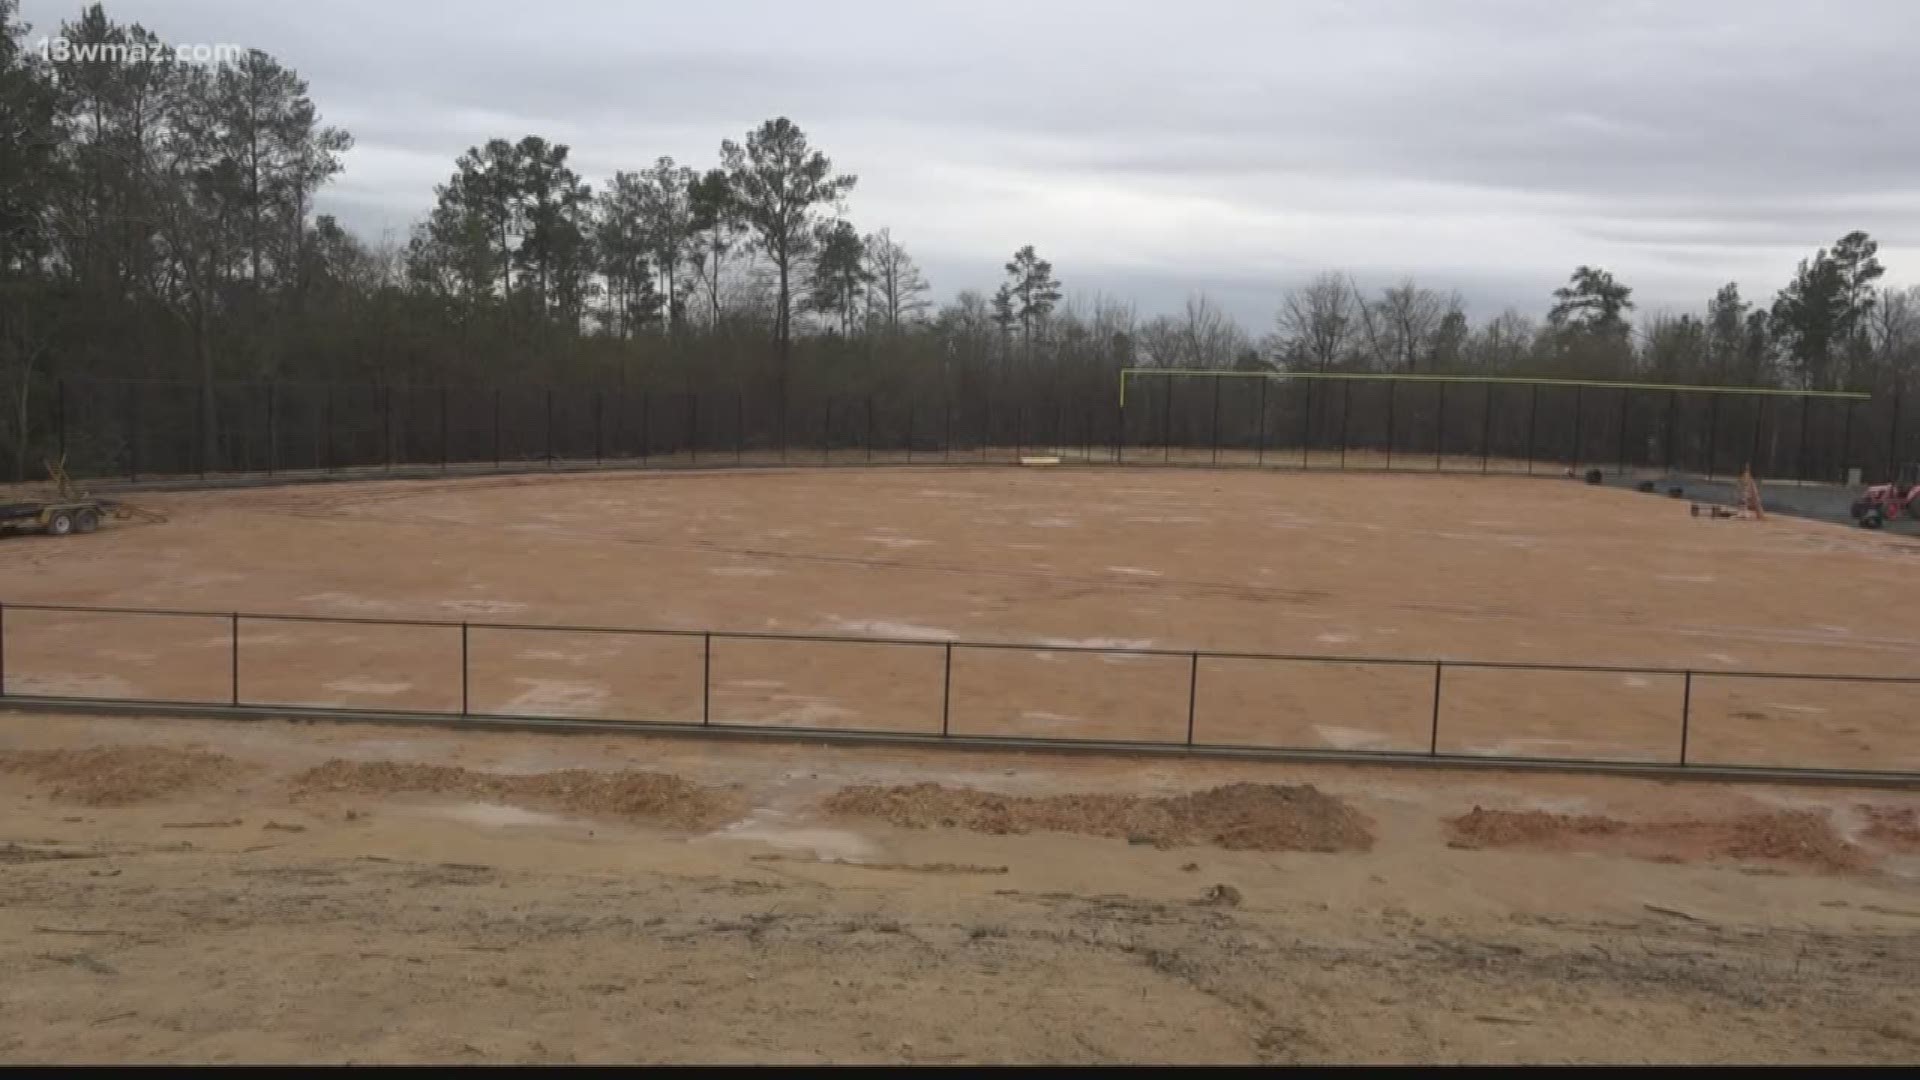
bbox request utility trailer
[0,496,117,538]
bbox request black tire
[47,510,75,537]
[1860,508,1885,530]
[75,508,100,534]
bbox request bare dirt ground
[2,467,1917,769]
[0,712,1916,1064]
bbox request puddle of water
[708,808,878,861]
[423,802,572,829]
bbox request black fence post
[1480,382,1493,474]
[1524,383,1538,475]
[689,392,699,465]
[1014,402,1023,460]
[1434,380,1446,471]
[1186,652,1199,746]
[230,613,240,706]
[945,400,954,462]
[1887,388,1903,482]
[1300,379,1314,469]
[905,403,915,464]
[594,390,605,464]
[1704,392,1719,480]
[460,622,470,716]
[1255,375,1268,465]
[1748,396,1766,478]
[1113,395,1124,464]
[1615,389,1630,477]
[1162,377,1173,463]
[197,384,208,479]
[866,395,874,463]
[382,384,393,473]
[1679,670,1692,765]
[640,390,651,464]
[125,382,138,481]
[1209,376,1221,464]
[1796,395,1810,482]
[701,633,712,725]
[941,642,953,737]
[736,391,744,465]
[824,399,833,464]
[440,385,450,472]
[55,379,67,466]
[1429,662,1443,755]
[1841,398,1856,481]
[1339,379,1350,468]
[267,382,277,476]
[545,388,555,465]
[323,386,334,474]
[0,602,7,695]
[1385,380,1397,470]
[1665,390,1678,474]
[1570,384,1584,470]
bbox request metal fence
[2,601,1914,781]
[23,374,1914,486]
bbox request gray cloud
[21,0,1919,326]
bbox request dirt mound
[1449,806,1867,872]
[0,746,242,806]
[822,781,1374,853]
[1859,806,1920,852]
[292,759,739,830]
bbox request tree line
[2,2,1916,480]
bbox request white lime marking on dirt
[300,591,398,613]
[829,619,957,641]
[1106,566,1161,577]
[1622,675,1651,688]
[324,677,413,695]
[708,567,777,577]
[742,694,858,725]
[1019,710,1082,727]
[440,599,527,616]
[1312,725,1395,751]
[1124,515,1210,525]
[1316,632,1356,645]
[505,679,609,714]
[1767,703,1828,715]
[726,678,785,690]
[1704,652,1739,664]
[1027,516,1077,528]
[710,808,879,861]
[865,536,931,548]
[424,802,571,829]
[1037,636,1157,654]
[8,672,134,697]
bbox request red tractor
[1852,463,1920,529]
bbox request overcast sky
[19,0,1920,325]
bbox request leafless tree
[863,228,930,332]
[1266,272,1358,371]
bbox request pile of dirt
[1859,805,1920,852]
[1448,806,1868,872]
[292,759,740,830]
[822,781,1374,853]
[0,746,242,806]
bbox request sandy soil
[2,467,1916,770]
[0,711,1917,1064]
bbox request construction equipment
[1851,462,1920,529]
[0,458,166,540]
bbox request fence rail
[16,375,1913,487]
[2,601,1914,781]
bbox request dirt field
[2,467,1916,770]
[0,712,1916,1064]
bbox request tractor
[1852,463,1920,529]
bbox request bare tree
[863,228,929,332]
[1374,278,1457,372]
[1139,294,1251,369]
[1266,272,1357,370]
